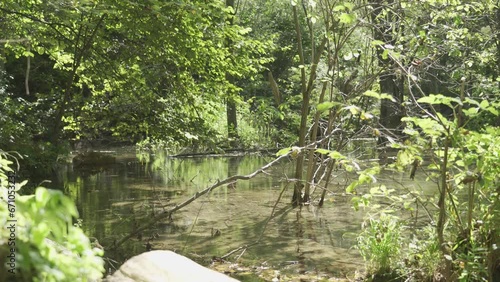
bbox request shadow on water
[54,147,433,279]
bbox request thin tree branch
[0,7,74,42]
[25,42,30,96]
[108,133,339,251]
[0,39,30,43]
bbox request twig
[182,199,205,252]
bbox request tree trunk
[225,0,239,147]
[290,4,328,205]
[291,4,308,206]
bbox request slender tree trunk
[437,136,453,278]
[226,97,238,146]
[291,3,328,205]
[303,78,329,203]
[291,4,308,206]
[225,0,239,147]
[496,8,500,89]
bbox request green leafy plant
[395,92,500,280]
[356,214,404,276]
[0,151,104,282]
[405,226,441,281]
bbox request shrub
[356,214,404,276]
[0,150,104,282]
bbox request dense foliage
[1,0,499,280]
[0,151,104,281]
[0,0,271,155]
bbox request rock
[104,250,240,282]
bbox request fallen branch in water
[108,151,290,250]
[108,134,336,251]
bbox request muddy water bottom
[60,150,427,279]
[162,187,365,278]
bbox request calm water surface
[57,147,432,278]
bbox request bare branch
[108,133,338,251]
[0,38,30,43]
[108,152,290,250]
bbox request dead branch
[108,133,338,251]
[108,151,290,250]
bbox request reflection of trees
[227,157,242,189]
[295,210,306,275]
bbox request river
[56,147,433,280]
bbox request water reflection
[58,149,429,277]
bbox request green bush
[356,214,404,276]
[0,150,104,282]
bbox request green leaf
[382,49,389,60]
[369,186,381,194]
[363,90,396,102]
[344,2,355,10]
[487,106,499,116]
[371,40,385,46]
[35,188,50,204]
[315,148,330,155]
[23,50,34,57]
[276,148,291,156]
[351,196,360,210]
[359,173,376,184]
[333,4,346,11]
[464,98,480,106]
[417,95,439,105]
[343,105,361,115]
[463,107,479,117]
[316,101,339,113]
[479,100,489,109]
[339,13,356,24]
[328,151,346,160]
[16,180,28,191]
[239,27,252,35]
[346,181,359,193]
[403,201,413,210]
[418,94,461,107]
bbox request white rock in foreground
[105,250,240,282]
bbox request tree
[287,0,379,205]
[0,0,267,153]
[225,0,240,147]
